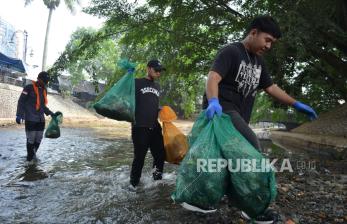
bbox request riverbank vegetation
[49,0,347,121]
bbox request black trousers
[224,110,261,151]
[130,125,165,184]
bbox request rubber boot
[26,142,35,161]
[33,142,40,153]
[33,142,41,160]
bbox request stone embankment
[271,103,347,159]
[0,83,127,128]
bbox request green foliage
[60,89,71,99]
[251,93,307,124]
[50,0,346,119]
[84,0,241,118]
[49,27,121,93]
[242,0,347,109]
[160,73,205,118]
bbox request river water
[0,127,345,223]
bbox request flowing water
[0,127,236,223]
[0,127,345,223]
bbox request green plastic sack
[93,60,136,122]
[216,113,277,218]
[45,111,63,139]
[172,111,277,218]
[171,113,228,208]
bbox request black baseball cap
[147,59,166,71]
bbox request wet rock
[285,219,295,224]
[307,179,318,186]
[237,218,246,223]
[293,177,305,183]
[289,215,300,223]
[307,169,320,177]
[279,186,289,193]
[323,168,331,174]
[296,191,305,197]
[324,180,332,185]
[307,201,316,206]
[318,212,327,219]
[339,175,347,184]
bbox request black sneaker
[130,179,139,187]
[241,209,280,224]
[152,170,162,180]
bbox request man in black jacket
[130,60,165,188]
[16,71,54,161]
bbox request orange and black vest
[32,81,48,111]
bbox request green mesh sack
[171,112,228,208]
[93,60,136,122]
[45,111,63,139]
[216,113,277,218]
[172,111,277,218]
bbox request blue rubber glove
[205,97,222,120]
[16,115,24,124]
[292,101,318,120]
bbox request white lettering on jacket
[140,87,160,97]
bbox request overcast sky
[0,0,104,77]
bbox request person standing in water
[130,59,166,188]
[16,71,55,162]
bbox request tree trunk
[42,7,54,71]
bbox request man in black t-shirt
[204,16,318,150]
[130,59,165,188]
[203,16,318,222]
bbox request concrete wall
[0,83,20,119]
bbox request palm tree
[24,0,80,71]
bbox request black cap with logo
[147,59,166,72]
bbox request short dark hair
[246,15,282,39]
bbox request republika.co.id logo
[196,158,294,173]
